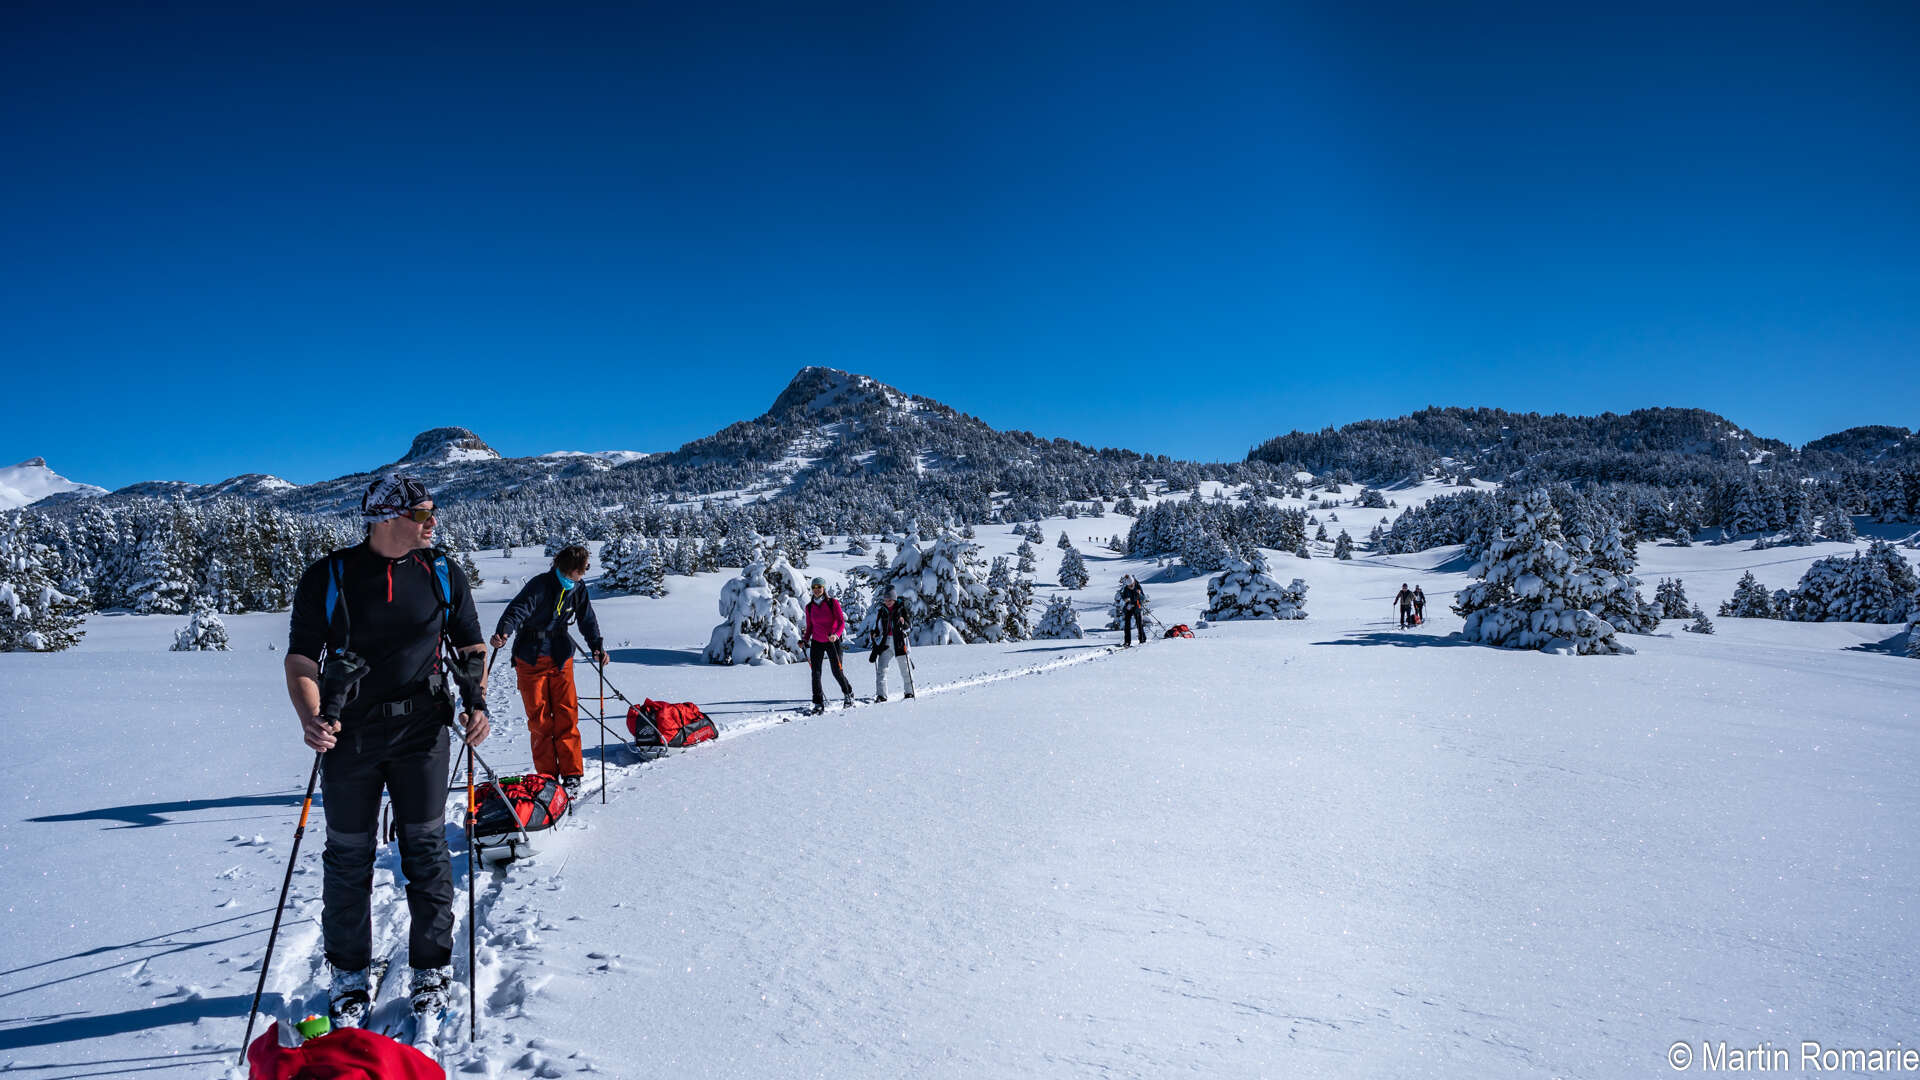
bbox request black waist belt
[358,675,449,722]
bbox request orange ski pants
[513,656,583,778]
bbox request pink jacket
[804,597,846,643]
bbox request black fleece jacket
[496,571,604,665]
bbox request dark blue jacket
[496,571,603,665]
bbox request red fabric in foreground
[248,1025,443,1080]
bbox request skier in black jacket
[1118,575,1148,647]
[284,474,488,1028]
[868,586,914,701]
[490,545,607,797]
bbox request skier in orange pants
[491,545,607,798]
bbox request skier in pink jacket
[804,578,856,714]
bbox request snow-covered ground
[2,488,1917,1079]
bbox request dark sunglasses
[374,505,437,523]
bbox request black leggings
[1122,609,1147,644]
[320,703,454,971]
[809,640,853,704]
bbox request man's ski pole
[597,662,606,804]
[239,751,322,1065]
[465,745,477,1043]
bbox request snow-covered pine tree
[459,550,482,587]
[1057,531,1073,550]
[1780,540,1920,623]
[1587,521,1659,634]
[1821,498,1858,542]
[1015,540,1037,574]
[633,542,668,598]
[170,599,231,652]
[1451,488,1631,655]
[1204,560,1308,621]
[837,581,870,649]
[126,504,197,615]
[597,535,636,591]
[1033,594,1084,639]
[861,535,999,645]
[1654,578,1692,619]
[1718,571,1778,618]
[1333,531,1353,560]
[717,529,762,569]
[872,545,891,572]
[0,520,85,652]
[985,556,1033,641]
[1908,610,1920,660]
[704,558,806,665]
[848,533,870,555]
[1685,608,1715,635]
[1294,543,1311,559]
[1057,546,1089,589]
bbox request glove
[868,649,880,664]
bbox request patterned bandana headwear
[361,473,432,524]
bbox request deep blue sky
[4,3,1917,489]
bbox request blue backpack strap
[324,556,342,629]
[433,554,452,618]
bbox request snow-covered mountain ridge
[13,370,1914,517]
[0,457,108,511]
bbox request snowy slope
[1,505,1916,1079]
[0,457,107,510]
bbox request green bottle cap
[295,1013,331,1039]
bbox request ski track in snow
[213,639,1131,1078]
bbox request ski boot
[810,702,825,716]
[903,692,914,699]
[409,966,453,1018]
[327,965,372,1030]
[843,692,856,708]
[562,775,582,800]
[875,694,888,703]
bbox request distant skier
[804,577,855,714]
[284,474,489,1030]
[868,586,914,701]
[490,545,608,800]
[1118,574,1148,647]
[1393,583,1416,629]
[1412,586,1427,625]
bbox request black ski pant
[1121,608,1147,645]
[320,700,455,973]
[1398,604,1414,629]
[809,640,853,705]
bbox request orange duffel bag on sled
[627,699,718,748]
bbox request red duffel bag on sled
[249,1024,442,1080]
[627,699,718,748]
[472,773,569,862]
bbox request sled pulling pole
[565,632,675,751]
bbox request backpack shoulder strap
[324,555,342,625]
[413,550,454,621]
